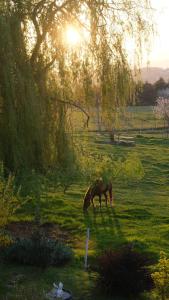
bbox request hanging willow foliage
[0,13,44,172]
[0,0,153,172]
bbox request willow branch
[43,54,58,71]
[55,98,90,128]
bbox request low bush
[1,230,73,268]
[96,244,153,298]
[80,152,144,186]
[0,163,26,249]
[152,251,169,300]
[0,164,23,229]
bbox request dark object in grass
[83,178,114,211]
[96,244,153,297]
[112,140,135,147]
[1,230,73,268]
[109,132,135,146]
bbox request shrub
[0,169,22,228]
[46,151,82,193]
[80,152,144,186]
[152,251,169,300]
[112,153,145,184]
[1,230,73,268]
[96,245,153,297]
[0,163,25,247]
[50,164,81,193]
[15,169,47,198]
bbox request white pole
[84,228,90,269]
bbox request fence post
[84,228,90,269]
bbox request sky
[144,0,169,68]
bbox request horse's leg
[109,186,114,206]
[91,197,95,208]
[104,192,108,206]
[99,195,102,209]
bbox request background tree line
[136,78,169,106]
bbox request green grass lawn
[1,134,169,299]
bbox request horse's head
[83,188,92,211]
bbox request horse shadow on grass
[83,206,126,252]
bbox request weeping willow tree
[0,0,153,172]
[0,11,43,172]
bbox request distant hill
[140,67,169,83]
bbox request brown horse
[83,179,113,211]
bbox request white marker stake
[84,228,90,269]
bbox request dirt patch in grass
[6,221,70,243]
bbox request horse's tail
[109,182,113,205]
[83,187,92,211]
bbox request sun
[66,26,81,46]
